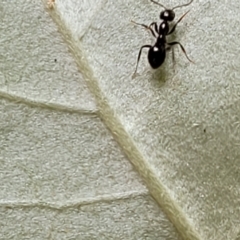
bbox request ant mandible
[132,0,194,78]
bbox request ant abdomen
[148,46,166,69]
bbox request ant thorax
[159,21,169,35]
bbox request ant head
[160,9,175,21]
[151,0,193,21]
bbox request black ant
[132,0,194,78]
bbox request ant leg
[149,22,159,34]
[166,46,176,72]
[168,10,190,35]
[131,20,157,38]
[172,48,176,73]
[132,45,152,79]
[168,41,194,63]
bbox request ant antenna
[150,0,193,10]
[172,0,193,10]
[150,0,167,9]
